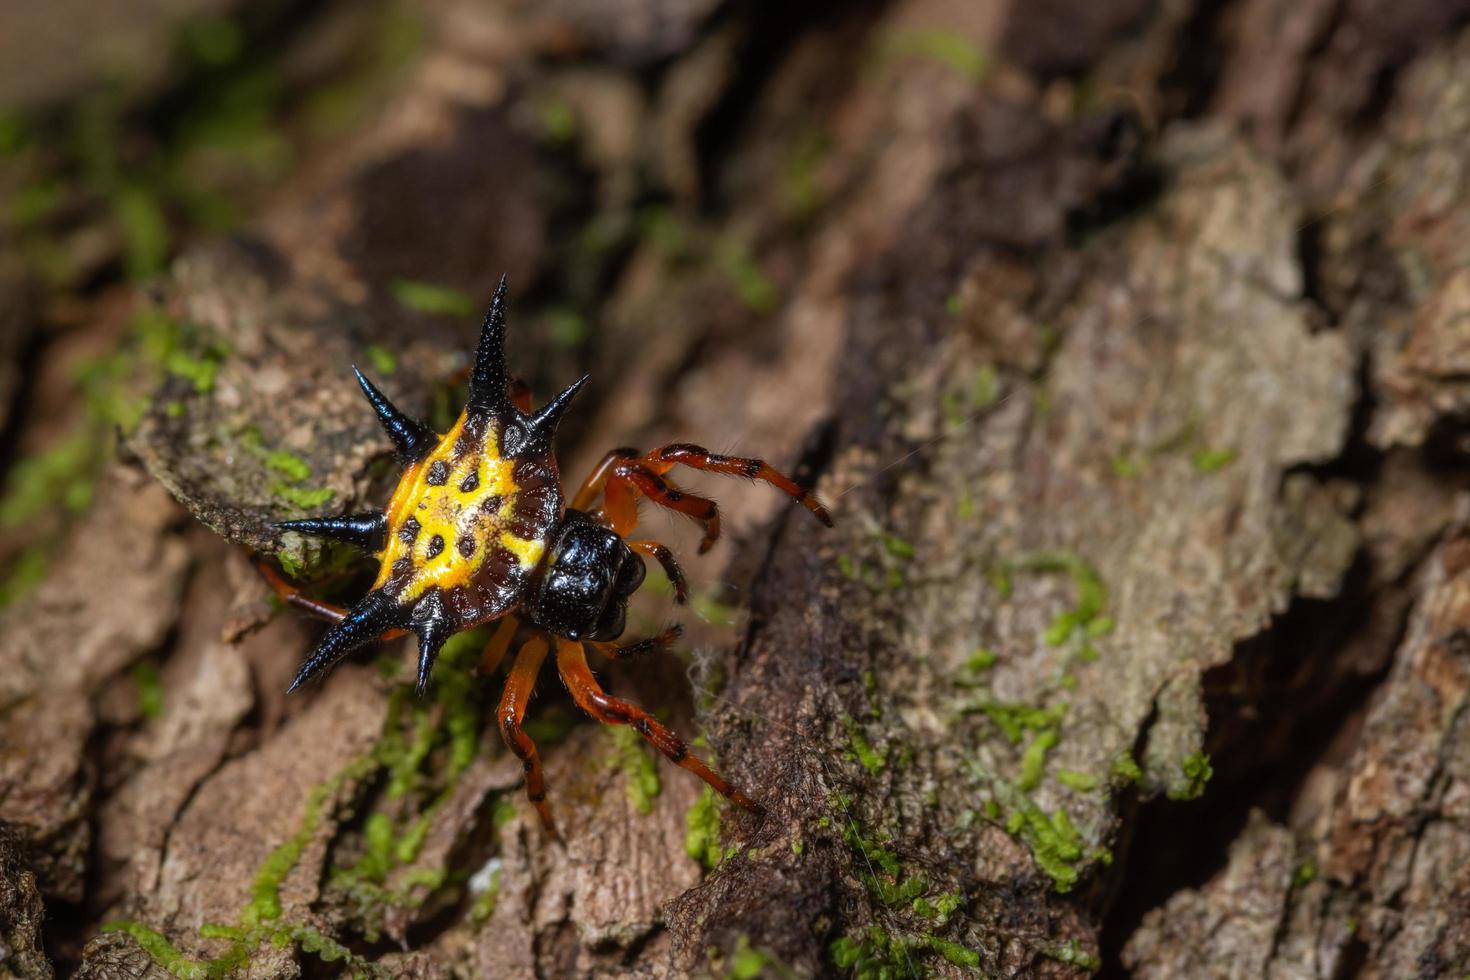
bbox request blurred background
[5,0,1470,977]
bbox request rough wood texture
[6,0,1470,977]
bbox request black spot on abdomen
[399,517,421,544]
[426,535,445,559]
[427,459,448,486]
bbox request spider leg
[591,623,683,661]
[480,614,520,675]
[642,443,832,526]
[601,470,642,536]
[571,447,638,511]
[250,554,408,638]
[626,540,689,603]
[554,637,763,814]
[612,462,723,553]
[497,633,560,840]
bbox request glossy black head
[526,510,645,640]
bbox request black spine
[273,511,388,552]
[354,367,436,462]
[411,590,452,698]
[466,274,511,417]
[288,590,399,692]
[504,375,588,457]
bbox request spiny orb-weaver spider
[263,275,831,837]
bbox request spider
[260,275,832,838]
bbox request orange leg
[641,443,832,526]
[613,463,722,553]
[480,614,520,675]
[626,540,689,603]
[250,555,408,639]
[601,473,642,536]
[555,637,763,814]
[571,447,637,511]
[498,634,560,839]
[591,624,683,661]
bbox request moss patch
[876,30,990,84]
[609,726,662,815]
[389,278,476,317]
[1168,752,1213,801]
[685,786,724,871]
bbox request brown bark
[6,0,1470,977]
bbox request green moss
[1110,753,1143,784]
[544,308,588,349]
[522,710,578,745]
[727,935,776,979]
[912,892,964,922]
[133,662,165,719]
[538,98,577,143]
[0,432,96,527]
[970,700,1066,744]
[275,548,308,579]
[363,343,397,377]
[997,792,1085,893]
[243,751,379,926]
[840,816,901,878]
[782,127,828,222]
[1045,938,1101,970]
[879,29,990,83]
[831,925,982,978]
[262,449,311,482]
[926,936,982,969]
[178,13,243,66]
[610,726,662,815]
[715,238,778,314]
[470,863,503,924]
[1191,447,1236,473]
[0,549,47,607]
[1294,857,1317,886]
[1013,550,1110,657]
[390,278,475,317]
[971,365,998,409]
[690,590,738,627]
[101,921,213,979]
[686,786,723,870]
[965,648,997,672]
[880,534,915,561]
[271,483,335,509]
[1056,769,1096,792]
[842,716,887,775]
[1111,453,1141,478]
[986,565,1013,598]
[164,347,223,393]
[113,184,170,280]
[0,112,30,155]
[1169,752,1213,801]
[1017,729,1058,792]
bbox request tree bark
[5,0,1470,977]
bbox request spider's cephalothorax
[266,275,832,837]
